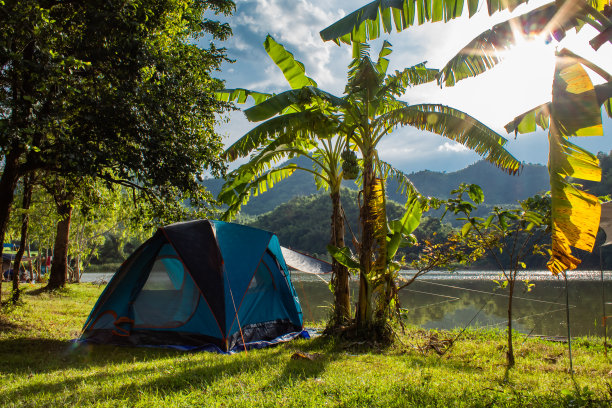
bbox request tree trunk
[357,149,375,328]
[11,174,34,302]
[507,280,515,368]
[26,242,33,282]
[35,250,41,282]
[44,247,49,279]
[0,148,23,307]
[47,203,72,290]
[330,190,351,324]
[74,253,81,283]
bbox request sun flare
[462,39,557,128]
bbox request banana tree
[429,6,612,274]
[217,36,357,324]
[341,42,522,329]
[319,0,612,276]
[504,50,611,274]
[219,35,426,326]
[219,134,356,324]
[432,3,612,274]
[328,187,427,334]
[243,39,521,331]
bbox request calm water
[82,270,612,338]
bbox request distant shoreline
[80,270,612,283]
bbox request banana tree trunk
[330,190,351,324]
[357,148,375,327]
[47,203,72,290]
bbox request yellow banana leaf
[547,50,603,275]
[369,177,388,280]
[552,56,603,137]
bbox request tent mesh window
[247,256,277,293]
[132,245,199,328]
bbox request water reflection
[82,271,612,338]
[292,270,612,338]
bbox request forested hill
[247,188,451,259]
[245,188,611,270]
[203,157,550,215]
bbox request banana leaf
[215,88,272,104]
[244,87,346,122]
[219,164,299,221]
[378,103,522,175]
[505,81,612,134]
[319,0,530,44]
[547,51,603,274]
[264,35,318,89]
[437,3,584,86]
[225,110,338,160]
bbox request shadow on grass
[0,317,21,333]
[0,340,295,404]
[0,337,185,375]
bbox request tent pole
[564,271,573,374]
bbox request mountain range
[203,157,550,216]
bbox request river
[81,270,612,338]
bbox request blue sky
[208,0,612,173]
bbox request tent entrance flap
[132,244,200,329]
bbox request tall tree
[0,0,234,297]
[43,176,78,290]
[8,173,34,303]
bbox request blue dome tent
[80,220,304,352]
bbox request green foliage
[327,245,361,270]
[444,183,552,366]
[0,0,234,224]
[6,175,159,278]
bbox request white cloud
[438,142,469,153]
[226,0,349,92]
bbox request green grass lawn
[0,283,611,407]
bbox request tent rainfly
[80,220,304,352]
